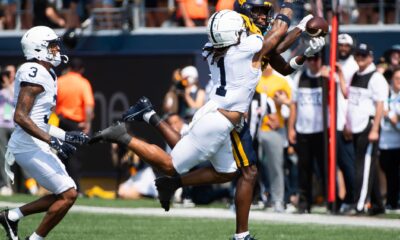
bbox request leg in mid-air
[122,97,259,238]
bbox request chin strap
[61,55,69,63]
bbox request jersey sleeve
[370,72,389,102]
[238,34,263,54]
[18,65,49,89]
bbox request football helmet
[234,0,274,33]
[21,26,68,67]
[207,10,246,48]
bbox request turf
[1,194,400,240]
[11,213,400,240]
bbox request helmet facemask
[45,38,68,67]
[246,5,274,33]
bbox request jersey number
[216,57,227,97]
[29,67,38,78]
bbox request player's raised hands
[304,37,326,57]
[296,14,314,32]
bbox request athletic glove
[65,131,90,145]
[304,36,326,57]
[296,14,313,32]
[49,136,76,160]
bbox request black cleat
[155,176,181,212]
[122,96,153,122]
[89,121,132,145]
[0,209,19,240]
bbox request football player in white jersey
[90,2,325,240]
[0,26,89,240]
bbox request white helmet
[207,10,246,48]
[21,26,68,67]
[181,66,198,84]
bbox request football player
[0,26,89,240]
[90,1,325,239]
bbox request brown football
[306,17,329,37]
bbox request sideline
[0,201,399,229]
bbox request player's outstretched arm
[270,36,326,75]
[274,14,314,54]
[255,0,294,62]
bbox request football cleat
[232,235,257,240]
[89,121,131,145]
[155,176,181,212]
[0,209,19,240]
[122,96,153,122]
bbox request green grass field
[1,195,400,240]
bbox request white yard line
[1,201,399,229]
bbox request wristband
[48,125,66,141]
[289,57,303,70]
[149,114,162,127]
[275,14,291,27]
[280,2,293,10]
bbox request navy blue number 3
[216,57,227,97]
[29,67,38,78]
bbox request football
[306,17,329,37]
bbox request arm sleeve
[370,73,389,102]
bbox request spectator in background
[63,0,80,28]
[356,0,378,24]
[113,143,158,200]
[163,68,182,115]
[176,0,209,27]
[0,0,16,29]
[255,65,291,213]
[378,44,400,82]
[336,33,358,214]
[56,58,95,192]
[163,66,205,121]
[180,65,205,120]
[216,0,234,11]
[338,43,387,215]
[0,65,15,196]
[378,67,400,210]
[288,54,327,214]
[33,0,66,28]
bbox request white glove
[296,14,313,32]
[304,37,325,57]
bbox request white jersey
[347,63,388,133]
[292,69,325,134]
[337,55,359,131]
[8,62,57,153]
[203,34,263,113]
